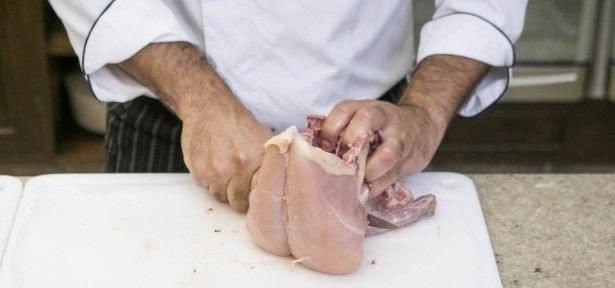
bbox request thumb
[226,165,259,212]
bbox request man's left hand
[320,99,444,198]
[320,55,489,198]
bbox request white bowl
[64,72,106,134]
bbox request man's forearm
[118,42,239,120]
[399,55,489,130]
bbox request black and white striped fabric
[103,80,407,173]
[105,96,187,172]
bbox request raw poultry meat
[247,116,436,274]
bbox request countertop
[469,174,614,288]
[16,174,615,287]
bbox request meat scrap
[246,115,436,274]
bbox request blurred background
[1,0,614,175]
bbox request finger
[367,167,402,199]
[320,100,361,151]
[340,106,387,147]
[186,161,209,188]
[226,165,258,212]
[209,180,230,203]
[203,155,240,200]
[364,139,403,182]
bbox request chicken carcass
[247,116,436,274]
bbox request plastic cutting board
[0,173,501,288]
[0,176,23,264]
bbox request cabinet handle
[0,127,16,136]
[509,73,579,87]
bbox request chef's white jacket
[49,0,527,131]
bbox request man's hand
[320,100,439,196]
[321,55,488,198]
[179,92,272,212]
[119,42,272,212]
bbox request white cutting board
[0,173,501,288]
[0,176,22,264]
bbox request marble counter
[470,174,614,287]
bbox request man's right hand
[118,42,271,212]
[180,95,272,212]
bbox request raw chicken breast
[246,143,291,256]
[247,116,436,274]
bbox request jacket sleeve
[48,0,198,102]
[416,0,528,117]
